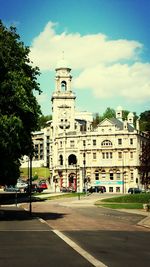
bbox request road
[1,194,150,266]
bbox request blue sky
[1,0,150,116]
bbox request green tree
[140,110,150,131]
[138,132,150,187]
[92,113,100,128]
[101,107,116,120]
[39,114,52,129]
[0,21,41,185]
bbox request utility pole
[29,155,32,216]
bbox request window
[118,152,122,159]
[70,140,75,148]
[95,171,99,180]
[110,172,113,180]
[130,152,133,159]
[93,153,96,159]
[60,141,62,148]
[59,155,63,165]
[102,152,113,159]
[118,139,122,145]
[116,171,121,180]
[61,81,67,91]
[130,138,133,145]
[116,187,120,192]
[93,139,96,146]
[101,140,112,146]
[101,170,106,179]
[130,172,134,181]
[109,187,113,192]
[83,140,86,147]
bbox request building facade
[22,60,147,193]
[47,60,147,193]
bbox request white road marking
[53,229,108,267]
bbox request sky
[1,0,150,116]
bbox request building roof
[110,118,135,132]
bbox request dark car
[24,184,43,193]
[87,186,106,193]
[128,188,142,194]
[4,185,21,193]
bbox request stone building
[21,59,147,193]
[47,59,147,193]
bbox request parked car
[16,180,28,189]
[4,185,21,193]
[24,184,43,193]
[60,186,76,192]
[38,181,48,190]
[128,188,142,194]
[87,186,106,193]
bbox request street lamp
[75,163,80,200]
[59,119,70,189]
[83,141,86,192]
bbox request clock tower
[51,58,76,136]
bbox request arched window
[61,81,67,91]
[109,170,114,180]
[101,170,106,179]
[116,170,121,180]
[95,170,99,180]
[59,155,63,165]
[101,140,112,146]
[68,154,77,165]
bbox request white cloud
[30,21,142,70]
[30,21,150,106]
[73,63,150,102]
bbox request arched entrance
[68,154,78,192]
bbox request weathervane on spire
[56,50,70,69]
[62,50,65,60]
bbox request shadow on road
[0,193,46,205]
[0,207,67,221]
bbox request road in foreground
[0,207,94,267]
[28,195,150,267]
[1,194,150,267]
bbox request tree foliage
[92,107,140,129]
[92,113,100,128]
[0,21,41,185]
[39,114,52,129]
[101,107,116,120]
[138,132,150,187]
[140,110,150,131]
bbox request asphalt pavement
[34,192,150,229]
[1,192,150,267]
[0,206,95,267]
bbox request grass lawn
[95,193,150,209]
[45,192,85,200]
[96,202,144,209]
[20,167,50,179]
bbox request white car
[16,180,28,189]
